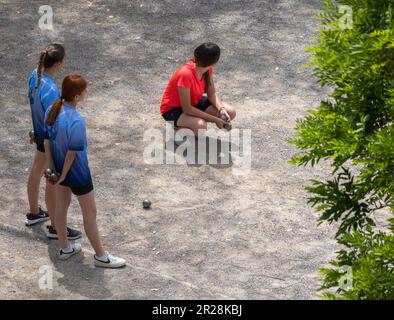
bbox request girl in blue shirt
[44,74,125,268]
[27,44,81,241]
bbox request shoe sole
[25,216,50,226]
[47,233,82,240]
[94,260,126,269]
[58,247,82,261]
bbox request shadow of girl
[46,237,113,299]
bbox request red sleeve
[177,69,193,89]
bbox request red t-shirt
[160,60,213,114]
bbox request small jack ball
[143,198,151,209]
[45,168,52,176]
[219,114,227,121]
[50,173,59,182]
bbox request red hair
[46,74,88,126]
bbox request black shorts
[36,139,45,153]
[60,181,94,196]
[161,96,212,126]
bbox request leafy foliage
[289,0,394,299]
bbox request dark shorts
[36,139,45,153]
[161,96,212,126]
[60,181,94,196]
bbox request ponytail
[45,97,63,126]
[35,50,47,93]
[34,44,65,93]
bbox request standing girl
[160,42,236,135]
[44,74,125,268]
[27,44,81,241]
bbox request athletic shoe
[46,225,82,240]
[25,207,50,226]
[58,242,82,260]
[94,251,126,268]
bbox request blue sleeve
[41,86,60,110]
[28,73,34,96]
[43,110,49,139]
[69,119,86,151]
[28,72,36,100]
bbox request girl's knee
[197,119,207,130]
[225,104,236,120]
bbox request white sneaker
[58,242,82,260]
[94,251,126,268]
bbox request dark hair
[36,43,65,90]
[46,74,88,126]
[193,42,220,92]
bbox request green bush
[289,0,394,299]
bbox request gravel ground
[0,0,340,299]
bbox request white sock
[95,251,109,261]
[61,244,73,253]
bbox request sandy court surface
[0,0,341,299]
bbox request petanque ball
[143,198,151,209]
[50,173,59,182]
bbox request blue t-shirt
[44,104,92,188]
[28,68,60,144]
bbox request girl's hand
[215,117,226,129]
[43,172,59,186]
[56,174,66,185]
[219,108,230,122]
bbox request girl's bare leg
[76,190,105,257]
[176,114,207,135]
[27,150,55,226]
[54,184,71,249]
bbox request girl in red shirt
[161,43,236,134]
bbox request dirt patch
[0,0,339,299]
